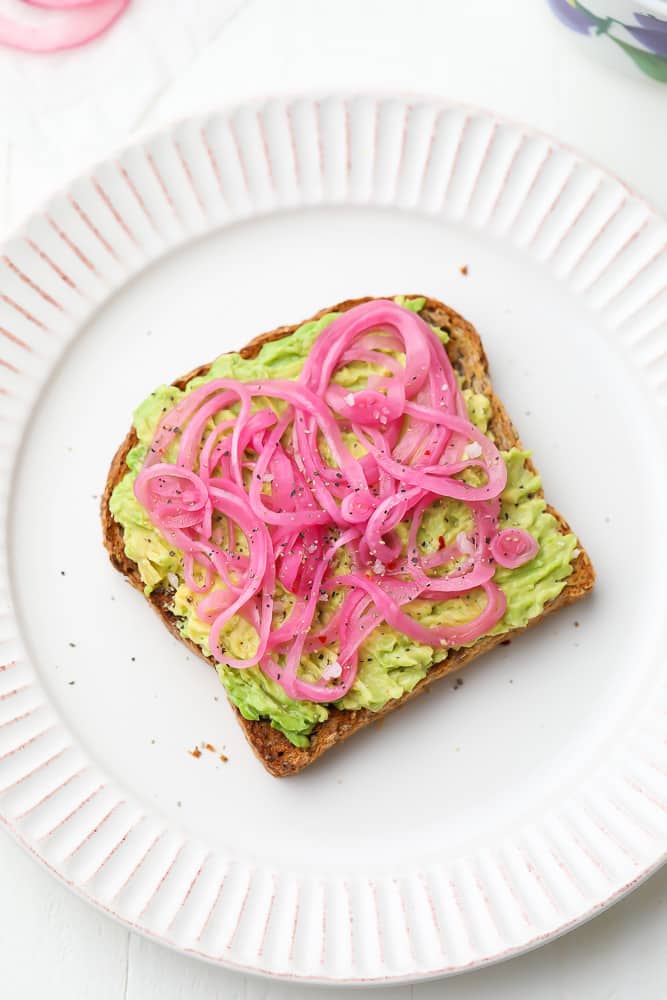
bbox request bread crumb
[219,753,228,763]
[188,747,202,758]
[204,743,216,753]
[460,265,468,276]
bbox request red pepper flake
[424,450,431,456]
[318,635,327,644]
[188,747,202,758]
[438,535,446,550]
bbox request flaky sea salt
[321,660,343,680]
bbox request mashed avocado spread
[110,298,577,747]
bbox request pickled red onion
[0,0,128,53]
[490,528,539,569]
[135,300,538,702]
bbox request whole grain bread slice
[102,296,594,776]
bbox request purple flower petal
[633,13,667,34]
[547,0,595,35]
[624,24,667,57]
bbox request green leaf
[573,1,611,33]
[609,36,667,82]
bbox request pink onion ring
[490,528,539,569]
[0,0,128,53]
[22,1,106,9]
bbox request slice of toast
[102,296,595,776]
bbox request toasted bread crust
[102,296,595,776]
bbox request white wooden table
[1,1,666,996]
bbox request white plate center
[9,206,667,869]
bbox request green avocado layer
[109,298,576,747]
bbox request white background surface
[1,0,666,997]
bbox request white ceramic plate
[1,95,666,986]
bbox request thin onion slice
[22,1,106,9]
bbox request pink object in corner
[0,0,129,53]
